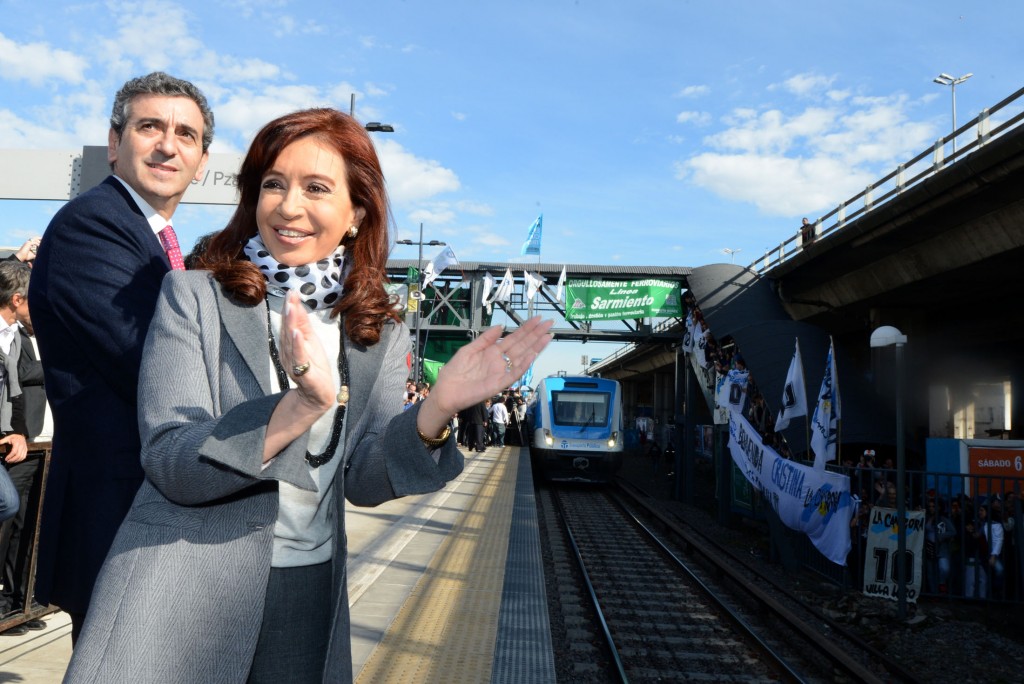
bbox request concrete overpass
[591,86,1024,461]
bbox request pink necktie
[158,225,185,271]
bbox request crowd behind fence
[793,465,1023,605]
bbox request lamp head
[870,325,908,348]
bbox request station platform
[0,445,556,683]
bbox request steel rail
[614,478,918,683]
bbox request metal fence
[794,466,1024,605]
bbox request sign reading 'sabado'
[565,279,682,321]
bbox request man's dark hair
[0,259,31,307]
[110,71,215,153]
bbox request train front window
[551,391,609,427]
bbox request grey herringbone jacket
[65,271,462,683]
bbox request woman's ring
[501,352,513,373]
[292,362,311,377]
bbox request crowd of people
[686,297,788,457]
[452,387,528,452]
[686,298,1021,601]
[844,453,1019,601]
[3,71,552,682]
[0,245,50,635]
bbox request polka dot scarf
[243,234,347,310]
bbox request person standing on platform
[0,259,48,635]
[489,394,509,447]
[62,107,552,683]
[0,260,25,538]
[465,399,489,452]
[29,71,213,644]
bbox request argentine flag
[521,214,542,256]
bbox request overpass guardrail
[752,86,1024,274]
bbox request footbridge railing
[751,86,1024,274]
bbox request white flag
[810,339,841,469]
[481,271,495,306]
[692,319,714,369]
[524,271,545,301]
[682,311,695,352]
[726,368,750,409]
[774,338,808,431]
[556,265,567,302]
[492,268,514,303]
[422,245,459,288]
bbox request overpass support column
[682,353,696,505]
[673,345,686,501]
[1012,362,1024,440]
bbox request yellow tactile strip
[355,448,518,684]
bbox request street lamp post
[349,93,395,132]
[933,72,973,156]
[870,325,909,620]
[396,223,446,383]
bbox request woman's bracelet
[417,423,452,449]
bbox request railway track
[539,483,913,683]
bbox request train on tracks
[525,374,623,483]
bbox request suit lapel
[345,321,389,431]
[212,280,391,421]
[216,285,272,395]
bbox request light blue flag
[810,338,841,469]
[520,214,543,256]
[518,363,534,390]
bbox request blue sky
[1,0,1022,379]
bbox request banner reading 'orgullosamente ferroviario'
[565,279,682,321]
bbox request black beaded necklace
[265,298,350,468]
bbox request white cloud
[0,109,84,147]
[99,2,282,84]
[408,206,456,225]
[0,33,88,86]
[271,15,324,37]
[676,111,711,125]
[451,111,467,121]
[455,200,493,216]
[216,85,328,142]
[779,73,836,97]
[473,231,511,248]
[376,139,460,204]
[680,153,873,216]
[676,85,934,217]
[675,85,709,98]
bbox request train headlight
[543,429,554,446]
[607,432,618,448]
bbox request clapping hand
[279,290,335,413]
[429,316,553,419]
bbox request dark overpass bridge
[592,86,1024,459]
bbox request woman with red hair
[65,108,552,683]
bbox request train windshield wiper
[579,408,596,433]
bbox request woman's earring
[348,225,359,238]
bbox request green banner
[422,358,444,386]
[565,279,682,321]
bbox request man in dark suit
[29,72,213,642]
[0,258,47,635]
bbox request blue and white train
[525,374,623,483]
